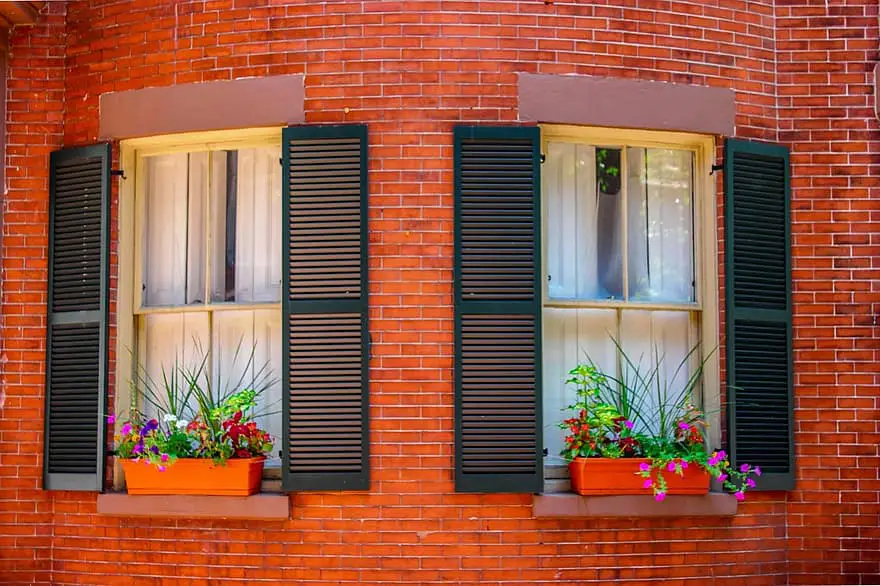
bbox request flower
[716,450,726,460]
[157,466,166,472]
[176,420,188,430]
[681,461,688,470]
[746,478,756,488]
[639,462,651,472]
[162,414,178,423]
[655,492,666,502]
[643,479,653,489]
[718,473,728,483]
[667,461,676,472]
[624,420,634,430]
[150,445,159,455]
[734,491,745,501]
[107,415,115,425]
[754,466,762,477]
[160,454,169,463]
[121,423,132,436]
[678,421,689,430]
[132,444,143,454]
[740,463,750,473]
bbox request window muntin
[541,128,713,468]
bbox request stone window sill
[533,492,737,518]
[96,492,289,520]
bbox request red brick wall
[0,1,876,584]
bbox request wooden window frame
[538,125,722,457]
[113,127,283,489]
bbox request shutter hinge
[710,163,723,175]
[540,153,546,164]
[542,448,548,457]
[110,169,126,180]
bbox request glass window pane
[143,153,206,306]
[212,309,283,466]
[542,307,617,465]
[626,147,695,303]
[139,312,210,419]
[545,142,623,301]
[211,147,282,304]
[619,309,695,436]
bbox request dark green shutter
[44,144,111,491]
[453,126,542,493]
[282,125,369,491]
[724,138,794,491]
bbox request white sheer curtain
[139,147,282,460]
[542,141,697,464]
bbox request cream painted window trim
[113,127,283,490]
[539,124,721,450]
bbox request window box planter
[569,457,709,496]
[120,457,265,496]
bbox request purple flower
[639,462,651,472]
[655,492,666,502]
[740,463,750,473]
[708,454,719,467]
[107,415,115,425]
[161,453,169,463]
[718,473,728,483]
[157,466,166,472]
[734,491,745,501]
[667,461,676,472]
[678,421,689,430]
[746,478,756,488]
[716,450,726,460]
[132,444,143,454]
[624,420,634,430]
[643,479,653,489]
[754,466,762,477]
[150,445,159,455]
[681,461,688,470]
[121,423,132,436]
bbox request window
[541,126,719,468]
[130,130,283,466]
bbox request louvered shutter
[453,126,542,493]
[44,144,111,491]
[282,125,369,491]
[724,138,794,491]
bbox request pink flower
[643,479,653,489]
[681,461,688,470]
[157,466,166,472]
[639,462,651,472]
[624,420,634,430]
[716,450,726,460]
[160,454,169,463]
[678,422,689,430]
[667,461,676,472]
[107,415,115,425]
[754,466,762,477]
[121,423,132,436]
[746,478,756,488]
[718,473,728,483]
[735,491,745,501]
[740,463,750,473]
[655,492,666,502]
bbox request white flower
[176,420,188,430]
[162,413,178,423]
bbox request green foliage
[559,337,760,501]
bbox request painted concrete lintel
[519,73,736,136]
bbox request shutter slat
[724,138,793,491]
[454,126,542,494]
[283,125,369,491]
[44,144,110,492]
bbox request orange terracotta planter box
[121,457,265,496]
[568,457,709,496]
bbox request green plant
[559,339,760,501]
[112,340,277,470]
